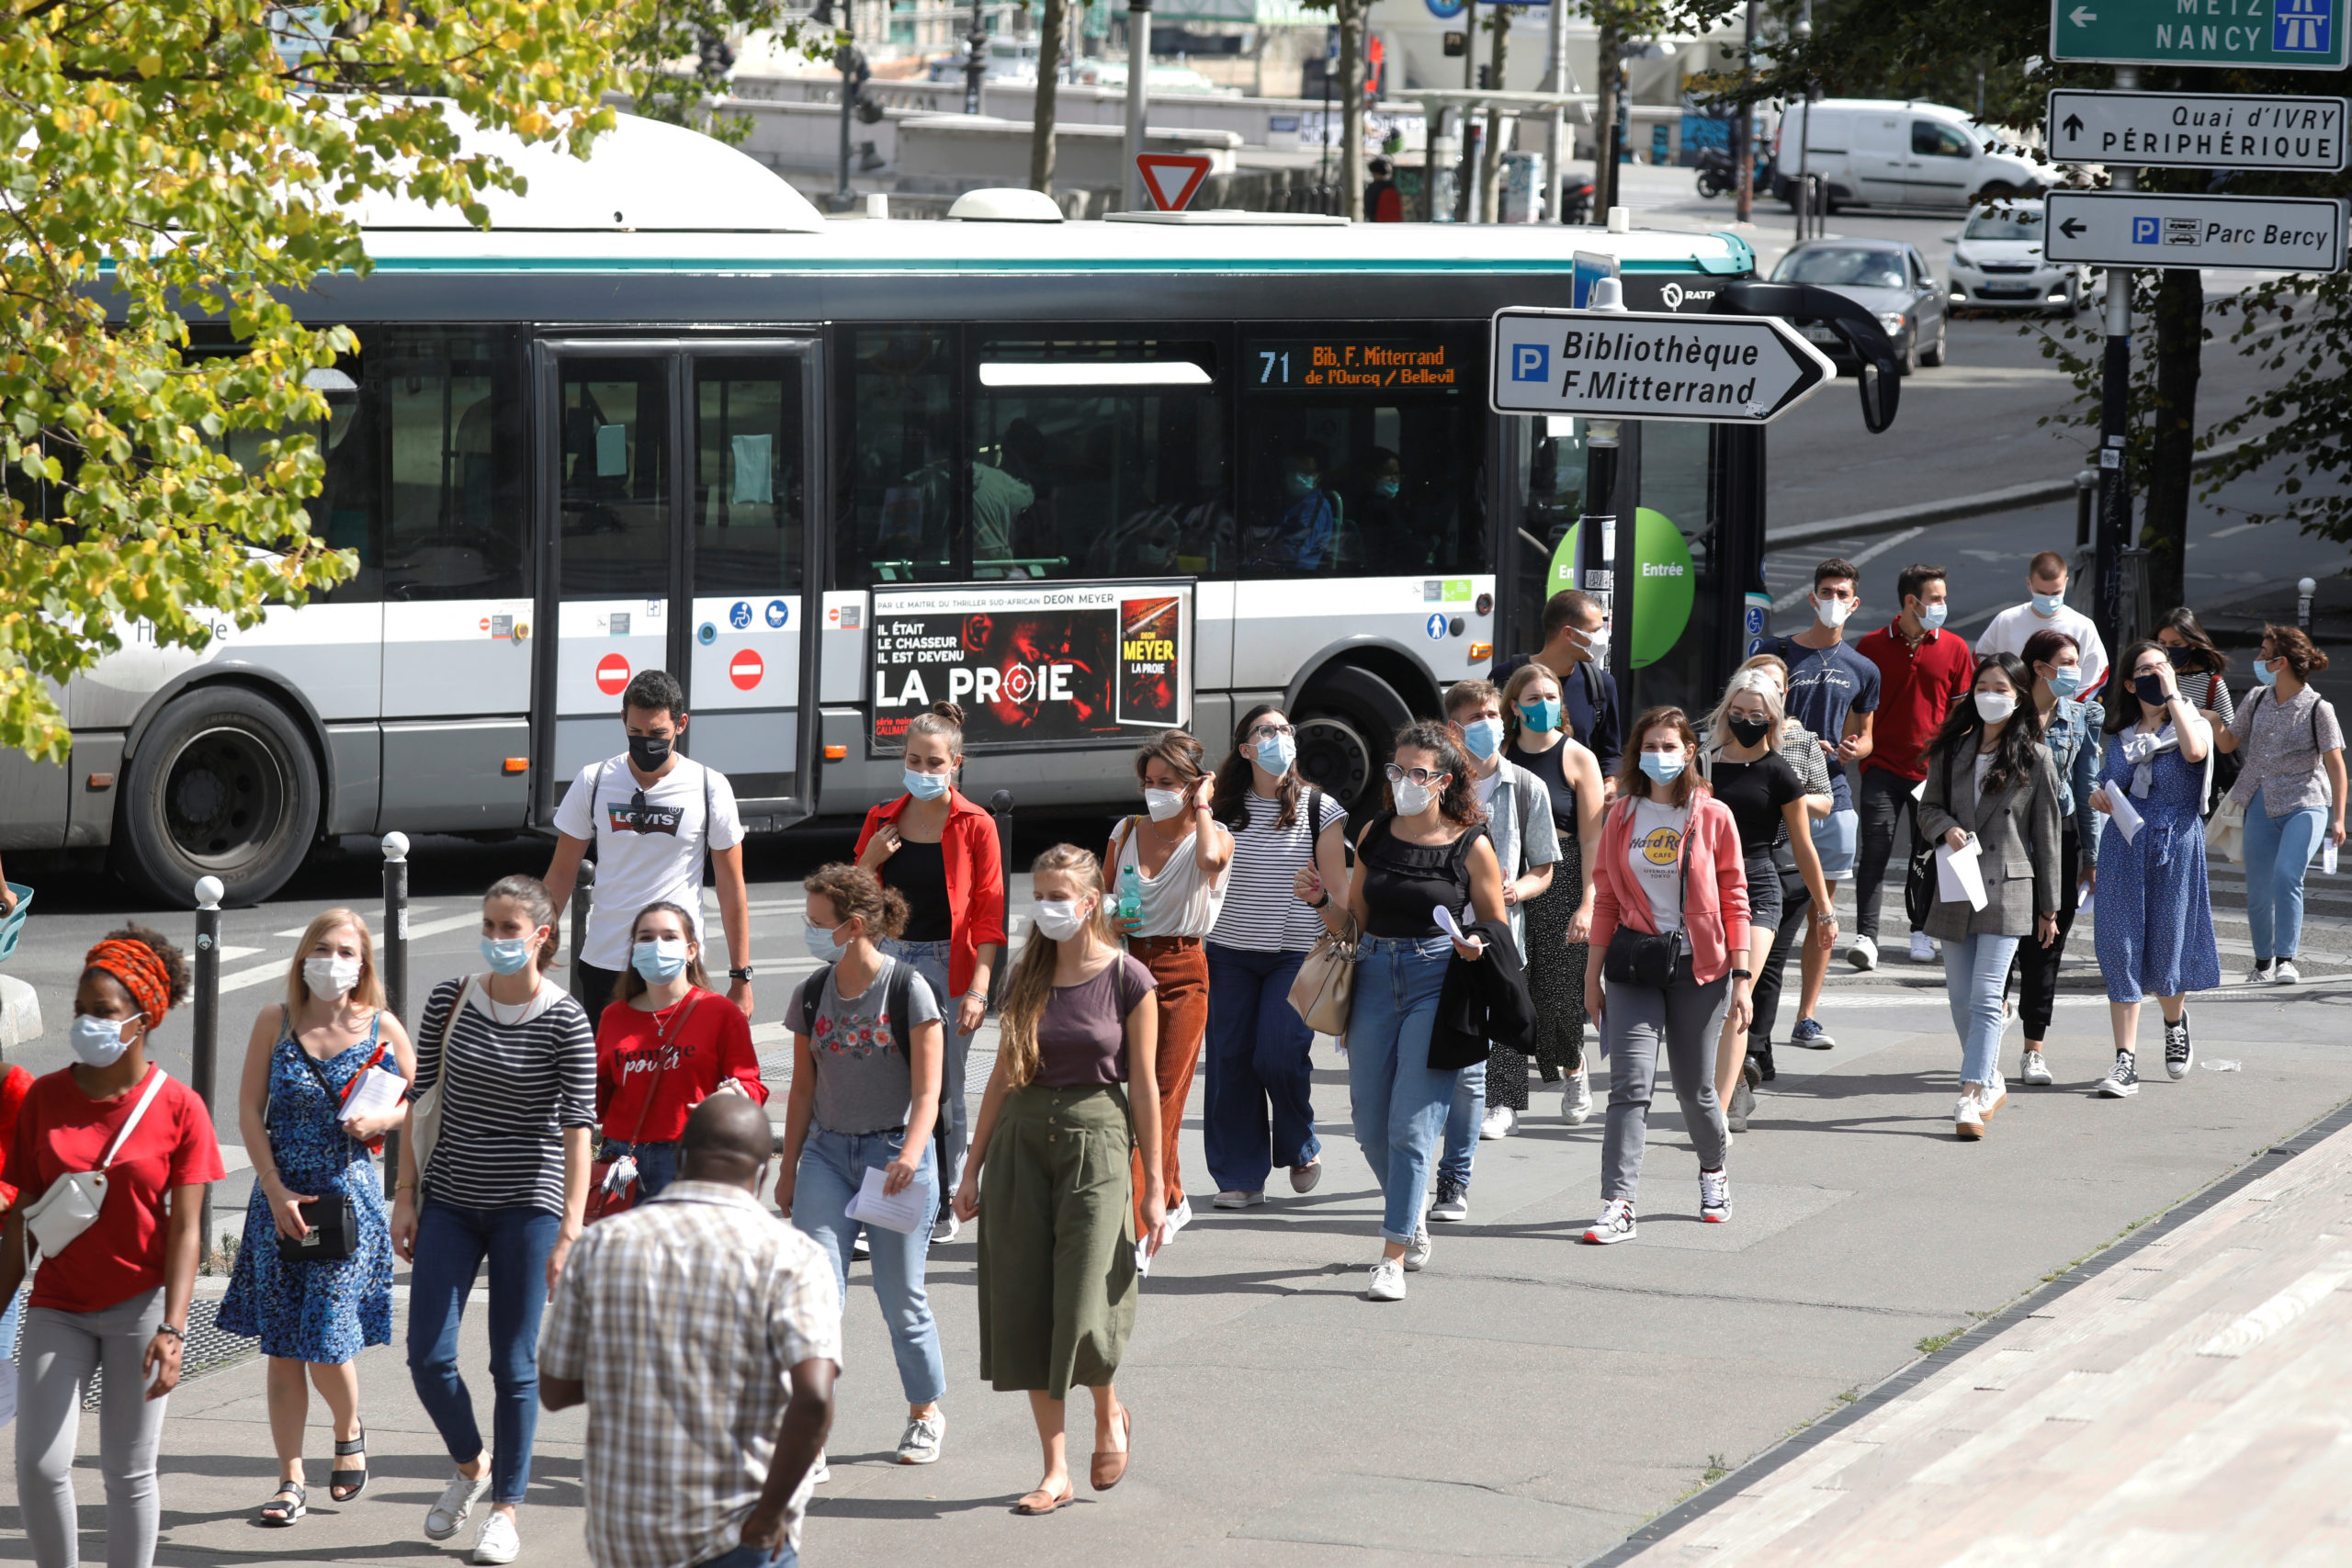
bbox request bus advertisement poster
[868,582,1193,751]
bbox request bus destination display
[1249,338,1461,393]
[869,582,1193,751]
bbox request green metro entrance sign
[2052,0,2347,69]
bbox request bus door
[535,339,823,826]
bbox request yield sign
[1136,153,1213,212]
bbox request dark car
[1769,237,1948,374]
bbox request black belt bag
[278,1193,358,1263]
[1602,926,1685,988]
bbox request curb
[1769,436,2254,548]
[1577,1084,2352,1568]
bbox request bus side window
[840,328,959,588]
[376,327,528,601]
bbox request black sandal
[330,1427,368,1502]
[258,1481,306,1526]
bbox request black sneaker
[2097,1050,2140,1099]
[1428,1176,1469,1223]
[2164,1012,2193,1079]
[1752,1047,1777,1084]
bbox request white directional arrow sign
[1489,308,1837,424]
[2044,189,2348,272]
[2047,89,2348,172]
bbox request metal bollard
[2299,577,2317,633]
[568,860,596,1006]
[990,789,1014,1012]
[191,875,223,1262]
[2075,466,2098,549]
[379,833,409,1198]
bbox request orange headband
[85,939,170,1031]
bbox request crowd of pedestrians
[2,563,2343,1568]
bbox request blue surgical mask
[630,938,689,983]
[1374,478,1400,500]
[1639,751,1686,784]
[2031,591,2065,616]
[481,936,535,976]
[1917,601,1948,632]
[1284,469,1317,499]
[2254,656,2280,686]
[1519,697,1562,734]
[1251,733,1295,777]
[804,923,847,962]
[2047,665,2085,699]
[1462,716,1504,760]
[69,1013,135,1068]
[902,768,949,801]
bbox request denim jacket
[2043,696,2106,859]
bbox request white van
[1773,99,2045,213]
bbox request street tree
[628,2,820,146]
[1030,0,1071,194]
[1,0,655,761]
[1298,0,1374,220]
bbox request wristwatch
[728,967,755,982]
[1730,967,1754,980]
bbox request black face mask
[1726,715,1773,748]
[2132,673,2167,709]
[628,733,673,772]
[2165,646,2194,670]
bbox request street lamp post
[964,0,988,114]
[1124,0,1151,209]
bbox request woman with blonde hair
[953,844,1163,1516]
[220,909,416,1525]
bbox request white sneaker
[2275,960,2302,985]
[1984,1072,2008,1117]
[2246,960,2275,985]
[897,1411,946,1465]
[1562,1066,1594,1125]
[470,1511,520,1566]
[1364,1256,1408,1302]
[1909,931,1939,963]
[808,1453,831,1485]
[1168,1196,1194,1234]
[2021,1049,2053,1086]
[425,1469,492,1541]
[1403,1224,1433,1271]
[1699,1167,1731,1224]
[1212,1189,1265,1209]
[1479,1105,1515,1139]
[1582,1198,1637,1245]
[930,1213,959,1245]
[1847,934,1879,971]
[1954,1087,1985,1140]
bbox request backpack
[797,958,917,1057]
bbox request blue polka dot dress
[2092,733,2221,1004]
[217,1016,396,1363]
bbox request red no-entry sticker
[729,649,764,691]
[595,653,630,695]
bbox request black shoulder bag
[277,1030,370,1264]
[1602,799,1690,989]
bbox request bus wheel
[115,687,320,908]
[1295,664,1411,810]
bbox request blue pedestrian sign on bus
[1426,613,1449,640]
[729,601,752,629]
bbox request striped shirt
[540,1181,842,1568]
[1209,789,1349,953]
[413,977,597,1214]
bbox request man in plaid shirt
[543,1096,840,1568]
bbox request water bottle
[1118,863,1144,927]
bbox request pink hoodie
[1588,788,1753,986]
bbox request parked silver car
[1770,238,1948,374]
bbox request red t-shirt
[12,1066,225,1314]
[1854,623,1978,781]
[595,988,769,1144]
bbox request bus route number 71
[1258,349,1291,385]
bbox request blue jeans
[1440,1062,1485,1189]
[1347,934,1458,1246]
[880,938,973,1221]
[405,1201,560,1505]
[1202,942,1321,1193]
[2242,785,2327,964]
[597,1139,677,1199]
[1942,932,2022,1087]
[791,1128,946,1405]
[695,1544,797,1568]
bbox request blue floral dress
[217,1013,396,1362]
[2092,729,2222,1003]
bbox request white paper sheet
[339,1065,406,1127]
[842,1164,928,1236]
[2326,841,2339,877]
[1431,904,1484,952]
[2105,789,2143,844]
[2076,878,2095,921]
[1935,836,1988,911]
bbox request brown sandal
[1013,1483,1075,1516]
[1091,1406,1133,1492]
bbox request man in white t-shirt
[1976,550,2110,697]
[545,669,752,1032]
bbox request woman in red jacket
[1579,707,1753,1247]
[594,901,767,1203]
[856,701,1008,1242]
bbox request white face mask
[1144,787,1188,822]
[1815,594,1855,629]
[303,955,363,998]
[1974,691,2017,725]
[1394,780,1436,816]
[1034,898,1091,942]
[69,1013,136,1068]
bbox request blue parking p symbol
[1512,344,1549,382]
[2132,217,2159,245]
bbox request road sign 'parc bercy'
[2044,188,2348,271]
[1488,308,1835,424]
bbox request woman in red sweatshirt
[1579,706,1753,1247]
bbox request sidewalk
[1602,1101,2352,1565]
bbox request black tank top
[1358,814,1486,939]
[1508,739,1577,839]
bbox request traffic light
[1476,64,1493,89]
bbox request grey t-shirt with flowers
[787,955,942,1136]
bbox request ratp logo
[1511,344,1549,382]
[2132,217,2160,245]
[2276,0,2330,52]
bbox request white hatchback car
[1945,199,2099,315]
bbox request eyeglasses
[1249,723,1295,741]
[1384,763,1447,787]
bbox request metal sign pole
[190,875,223,1261]
[379,833,409,1199]
[2093,65,2138,662]
[1124,0,1151,209]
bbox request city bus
[1,112,1767,905]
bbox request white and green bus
[2,113,1766,904]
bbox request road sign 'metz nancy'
[2052,0,2347,70]
[1489,308,1836,424]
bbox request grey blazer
[1915,739,2063,940]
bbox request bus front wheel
[1295,663,1412,811]
[115,686,321,908]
